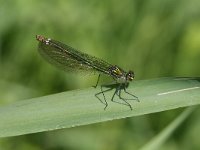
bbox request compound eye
[127,71,134,81]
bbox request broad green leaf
[0,77,199,137]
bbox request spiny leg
[123,87,140,102]
[111,86,118,102]
[94,74,101,88]
[118,88,133,110]
[110,84,132,110]
[95,81,119,110]
[95,85,113,110]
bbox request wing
[37,36,112,75]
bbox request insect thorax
[109,65,127,83]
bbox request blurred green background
[0,0,200,149]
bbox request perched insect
[36,35,139,110]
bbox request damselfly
[36,35,139,110]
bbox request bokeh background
[0,0,200,149]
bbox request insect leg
[95,85,113,110]
[94,74,101,88]
[118,88,133,110]
[111,86,118,102]
[123,87,140,102]
[110,84,132,110]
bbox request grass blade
[140,106,196,150]
[0,77,199,137]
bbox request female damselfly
[36,35,138,110]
